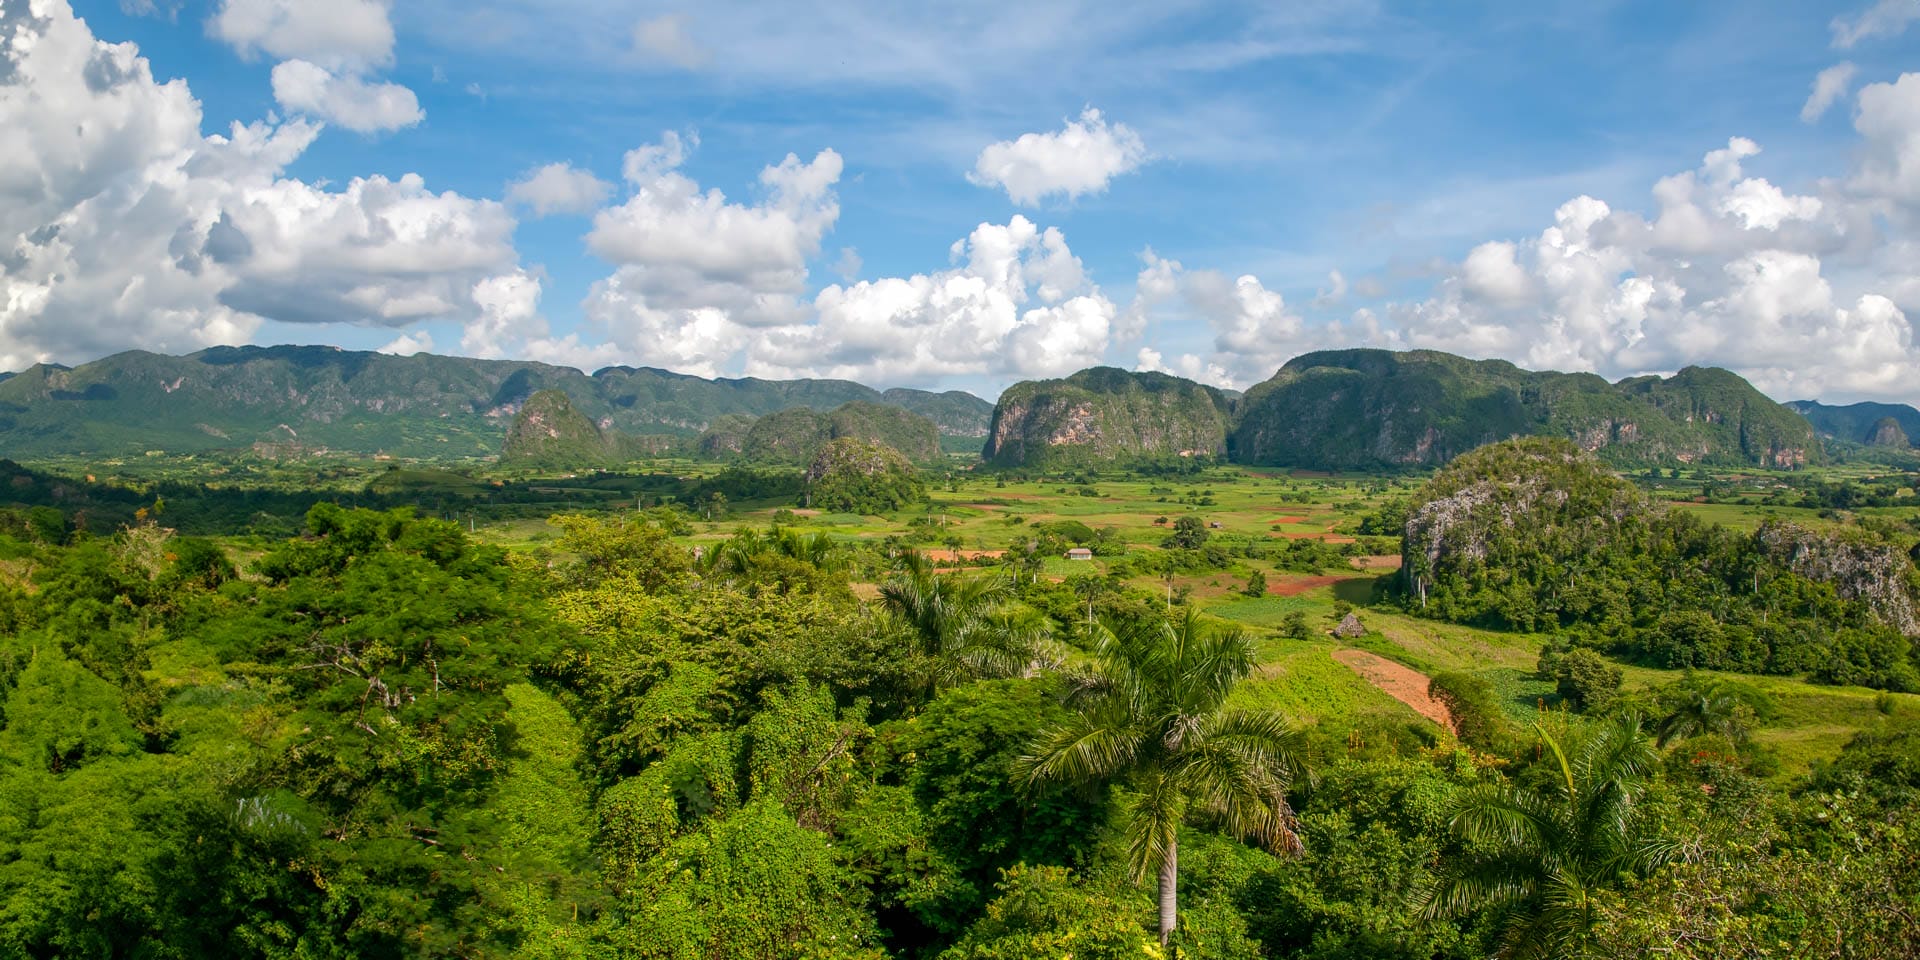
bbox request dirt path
[1331,649,1457,733]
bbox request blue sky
[5,0,1920,401]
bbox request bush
[1427,671,1513,752]
[1538,645,1622,713]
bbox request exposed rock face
[1757,522,1920,638]
[1870,416,1911,448]
[983,367,1234,468]
[1232,349,1818,471]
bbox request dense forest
[1391,439,1920,692]
[0,489,1914,958]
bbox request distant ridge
[0,346,991,459]
[1788,400,1920,449]
[987,349,1821,471]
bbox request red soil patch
[1331,649,1457,732]
[1270,515,1308,525]
[1269,574,1352,597]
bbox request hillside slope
[1230,349,1817,470]
[982,367,1234,469]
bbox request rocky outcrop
[500,390,612,466]
[739,401,941,465]
[1756,522,1920,637]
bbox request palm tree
[876,548,1051,688]
[1655,683,1749,747]
[1422,714,1665,959]
[1018,608,1308,947]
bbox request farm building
[1065,547,1094,561]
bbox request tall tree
[877,549,1051,690]
[1017,608,1307,947]
[1422,714,1664,959]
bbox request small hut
[1066,547,1094,561]
[1332,612,1366,639]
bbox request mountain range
[2,344,1914,472]
[0,346,991,460]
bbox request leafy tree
[1423,715,1662,959]
[1163,515,1210,550]
[1019,609,1308,946]
[1243,570,1267,598]
[1539,646,1622,713]
[937,864,1151,960]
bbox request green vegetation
[0,425,1916,958]
[0,346,990,460]
[806,437,929,513]
[1233,349,1818,471]
[984,367,1233,469]
[1396,438,1920,691]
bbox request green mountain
[804,436,927,513]
[738,401,941,465]
[1788,400,1920,448]
[1230,350,1818,470]
[982,367,1234,469]
[500,390,616,467]
[0,346,989,459]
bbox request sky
[5,1,1920,404]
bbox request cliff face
[1756,522,1920,638]
[982,368,1234,469]
[1230,350,1818,471]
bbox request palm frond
[1018,715,1144,788]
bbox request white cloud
[632,13,708,69]
[0,1,524,371]
[378,331,433,355]
[760,217,1117,382]
[1802,62,1858,122]
[506,162,613,217]
[1852,72,1920,206]
[970,107,1148,206]
[1461,241,1533,304]
[584,132,843,355]
[270,59,422,133]
[1831,0,1920,49]
[209,0,395,71]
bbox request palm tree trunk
[1158,837,1178,948]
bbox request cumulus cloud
[0,1,523,371]
[758,216,1116,382]
[970,108,1148,206]
[506,162,613,217]
[270,59,422,133]
[212,0,419,136]
[1342,125,1920,401]
[1802,62,1858,122]
[574,140,1121,384]
[1831,0,1920,49]
[209,0,395,71]
[581,133,844,372]
[632,13,709,69]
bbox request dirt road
[1331,648,1457,733]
